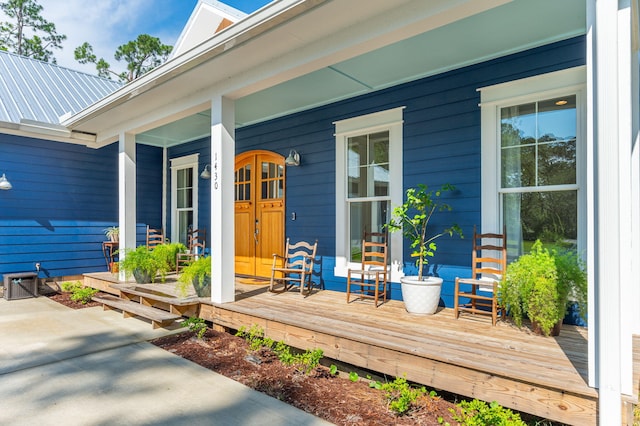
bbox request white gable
[171,0,247,59]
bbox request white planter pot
[400,276,443,315]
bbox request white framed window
[479,66,586,258]
[170,154,199,245]
[334,107,404,281]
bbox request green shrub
[69,287,98,304]
[236,324,323,375]
[501,240,587,335]
[152,242,187,272]
[451,400,526,425]
[182,317,207,339]
[380,376,426,415]
[60,280,83,292]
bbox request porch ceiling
[126,0,584,148]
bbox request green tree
[0,0,66,62]
[75,34,172,83]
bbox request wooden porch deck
[84,272,596,424]
[203,283,596,425]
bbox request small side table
[102,241,119,272]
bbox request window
[480,67,586,258]
[334,107,404,280]
[170,154,199,245]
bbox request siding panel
[0,137,165,280]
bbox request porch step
[93,295,181,329]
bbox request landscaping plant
[69,287,99,304]
[501,240,587,336]
[450,399,526,426]
[386,184,462,279]
[151,242,186,274]
[118,245,164,283]
[182,317,207,339]
[176,255,211,297]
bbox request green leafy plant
[349,371,360,382]
[329,364,339,376]
[501,240,587,336]
[386,184,462,280]
[553,247,588,322]
[60,280,83,292]
[118,245,164,283]
[69,287,98,304]
[451,399,526,425]
[182,317,207,339]
[103,226,119,242]
[236,325,323,375]
[176,256,211,297]
[380,376,427,415]
[152,242,186,273]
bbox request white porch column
[118,132,137,280]
[210,95,235,303]
[588,0,637,422]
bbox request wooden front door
[234,150,285,277]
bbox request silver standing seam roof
[0,50,121,126]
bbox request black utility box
[3,272,38,300]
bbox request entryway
[234,150,285,277]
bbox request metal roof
[0,50,121,126]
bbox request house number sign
[213,152,219,190]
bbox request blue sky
[30,0,271,76]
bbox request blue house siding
[235,36,586,305]
[0,135,118,281]
[136,144,164,245]
[0,138,167,282]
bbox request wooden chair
[176,228,207,273]
[146,226,164,250]
[269,239,318,295]
[454,225,507,325]
[346,240,388,307]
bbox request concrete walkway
[0,296,332,426]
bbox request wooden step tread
[93,295,181,328]
[111,283,199,305]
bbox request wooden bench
[93,294,181,329]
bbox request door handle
[254,220,259,244]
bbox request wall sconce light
[285,150,300,167]
[0,173,12,190]
[200,165,211,179]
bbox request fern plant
[501,240,588,336]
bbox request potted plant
[104,226,119,242]
[118,245,164,284]
[500,240,587,336]
[151,242,187,275]
[177,256,211,298]
[387,183,462,314]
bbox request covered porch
[63,0,640,424]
